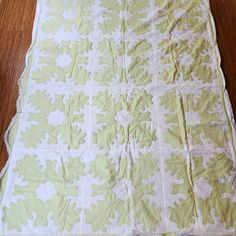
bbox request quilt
[0,0,236,235]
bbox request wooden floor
[0,0,235,170]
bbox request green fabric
[0,0,236,235]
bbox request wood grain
[0,0,235,170]
[210,0,236,113]
[0,0,36,170]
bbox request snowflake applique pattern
[155,0,207,34]
[86,152,161,232]
[95,39,152,86]
[20,91,88,148]
[99,0,152,35]
[2,155,85,232]
[32,39,92,84]
[42,0,94,34]
[93,90,156,150]
[158,38,216,83]
[159,89,228,149]
[165,153,236,229]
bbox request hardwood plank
[0,0,36,170]
[210,0,236,114]
[0,1,235,170]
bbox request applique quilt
[0,0,236,235]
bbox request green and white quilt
[1,0,236,235]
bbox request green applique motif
[86,153,161,231]
[42,0,94,34]
[95,39,152,86]
[166,153,236,229]
[160,90,228,149]
[32,39,92,84]
[158,38,216,83]
[155,0,206,34]
[100,0,151,35]
[2,155,85,232]
[20,91,88,148]
[93,90,156,149]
